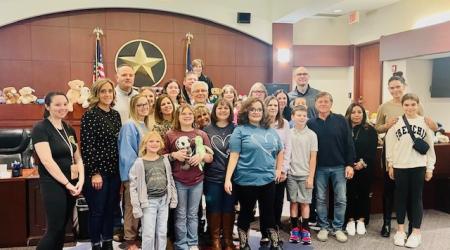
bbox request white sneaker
[346,221,356,236]
[189,246,199,250]
[317,229,329,242]
[356,220,366,235]
[405,233,422,248]
[394,231,407,246]
[334,230,348,243]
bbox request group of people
[31,62,437,250]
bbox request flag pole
[93,27,104,82]
[185,32,194,72]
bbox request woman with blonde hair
[221,84,239,124]
[248,82,268,101]
[81,78,122,250]
[139,87,157,129]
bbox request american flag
[93,37,105,82]
[185,33,193,72]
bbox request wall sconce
[277,48,291,63]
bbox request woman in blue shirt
[224,97,284,250]
[118,94,152,249]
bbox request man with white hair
[191,81,213,110]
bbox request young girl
[129,131,178,250]
[164,104,213,249]
[385,93,435,248]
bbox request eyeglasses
[192,89,208,93]
[136,103,149,108]
[249,108,263,113]
[297,73,308,76]
[252,90,265,94]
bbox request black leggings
[37,178,75,250]
[346,169,372,221]
[235,182,276,232]
[394,167,425,229]
[261,181,285,237]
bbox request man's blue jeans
[315,166,347,231]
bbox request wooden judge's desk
[0,104,449,247]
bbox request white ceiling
[275,0,402,23]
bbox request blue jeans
[83,174,121,245]
[315,166,347,231]
[141,195,169,250]
[204,180,235,213]
[174,181,203,250]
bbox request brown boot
[207,213,222,250]
[222,213,236,250]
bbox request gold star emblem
[119,42,162,82]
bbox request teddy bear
[3,87,20,104]
[66,80,85,112]
[175,136,193,170]
[17,87,38,104]
[0,90,5,104]
[194,135,214,171]
[79,86,91,109]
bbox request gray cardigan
[129,156,178,219]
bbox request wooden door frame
[353,41,383,105]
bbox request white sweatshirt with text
[385,115,436,172]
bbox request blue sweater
[118,121,149,181]
[307,113,355,167]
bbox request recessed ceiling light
[333,9,343,13]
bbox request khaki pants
[123,181,139,241]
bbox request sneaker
[356,221,366,235]
[317,229,329,242]
[405,233,422,248]
[394,231,407,247]
[300,228,312,245]
[260,237,270,246]
[346,221,356,236]
[334,230,348,243]
[189,246,199,250]
[289,227,300,243]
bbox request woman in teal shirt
[224,97,284,250]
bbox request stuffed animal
[209,87,222,104]
[66,80,84,112]
[3,87,20,104]
[0,90,5,104]
[17,87,38,104]
[79,86,91,108]
[175,136,193,170]
[194,135,214,171]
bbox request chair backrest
[0,128,33,168]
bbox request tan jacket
[129,156,178,219]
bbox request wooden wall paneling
[0,179,27,247]
[205,23,235,36]
[0,24,31,60]
[353,46,361,102]
[203,65,237,87]
[236,66,269,95]
[27,178,46,238]
[380,20,450,61]
[70,62,95,86]
[173,32,206,66]
[293,45,352,67]
[235,34,271,67]
[105,10,140,31]
[68,10,106,29]
[173,16,206,34]
[139,12,174,33]
[30,14,69,27]
[70,28,96,62]
[32,61,71,97]
[204,34,236,66]
[358,43,381,114]
[31,26,70,61]
[0,60,33,85]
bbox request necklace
[48,119,74,164]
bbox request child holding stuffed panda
[163,104,213,249]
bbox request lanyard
[49,120,74,164]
